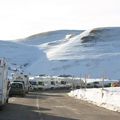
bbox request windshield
[14,81,25,84]
[11,83,23,89]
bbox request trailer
[0,58,9,107]
[56,77,72,89]
[34,76,51,90]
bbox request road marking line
[36,93,44,120]
[36,95,40,110]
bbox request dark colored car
[9,82,25,97]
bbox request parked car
[9,82,25,97]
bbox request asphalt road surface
[0,90,120,120]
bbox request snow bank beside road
[68,87,120,112]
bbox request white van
[0,58,9,107]
[34,76,51,90]
[12,72,30,93]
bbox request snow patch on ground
[68,87,120,112]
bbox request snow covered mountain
[1,28,120,79]
[0,30,81,75]
[39,27,120,79]
[17,30,81,45]
[0,40,40,73]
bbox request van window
[51,81,55,85]
[93,82,99,84]
[38,81,44,86]
[29,81,37,85]
[61,81,66,85]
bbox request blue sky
[0,0,120,40]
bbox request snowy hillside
[0,30,81,76]
[1,28,120,79]
[39,27,120,79]
[16,30,81,45]
[0,40,41,74]
[41,27,120,60]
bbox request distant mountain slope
[0,30,82,75]
[31,27,120,79]
[0,40,41,74]
[40,27,120,60]
[16,30,82,45]
[1,28,120,79]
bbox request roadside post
[84,75,87,90]
[101,76,104,98]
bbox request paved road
[0,90,120,120]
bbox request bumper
[9,90,25,96]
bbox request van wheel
[6,98,9,103]
[22,93,25,97]
[0,106,4,111]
